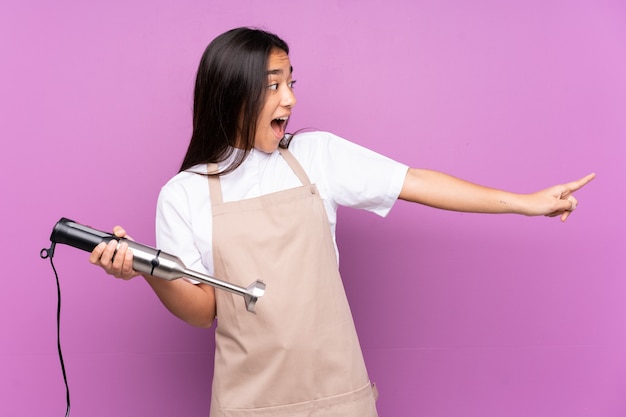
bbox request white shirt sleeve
[289,131,409,217]
[155,170,215,277]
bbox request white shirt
[155,131,409,277]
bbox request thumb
[112,226,134,241]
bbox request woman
[90,27,594,416]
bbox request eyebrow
[267,66,294,76]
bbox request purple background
[1,1,624,416]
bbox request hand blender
[40,218,266,313]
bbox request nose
[281,86,296,108]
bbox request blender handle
[49,217,118,252]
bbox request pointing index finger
[567,173,596,193]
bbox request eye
[268,83,279,91]
[288,80,297,89]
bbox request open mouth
[271,117,289,138]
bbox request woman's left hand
[526,173,596,221]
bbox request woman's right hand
[89,226,140,280]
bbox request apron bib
[207,148,377,417]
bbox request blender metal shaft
[182,269,266,313]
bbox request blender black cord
[41,245,71,417]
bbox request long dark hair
[179,27,290,175]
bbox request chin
[255,137,282,153]
[255,144,278,154]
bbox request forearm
[399,168,531,214]
[143,275,216,328]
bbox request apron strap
[278,147,312,186]
[207,163,223,205]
